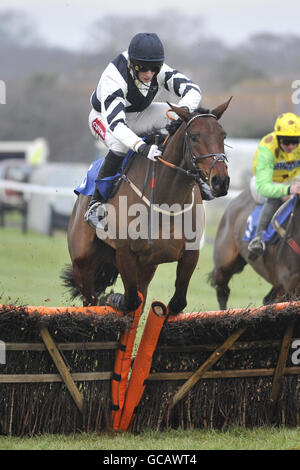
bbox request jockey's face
[137,69,156,84]
[281,142,298,153]
[279,138,299,154]
[132,61,162,84]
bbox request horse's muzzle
[210,175,230,197]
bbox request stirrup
[84,201,107,229]
[248,236,265,260]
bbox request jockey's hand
[138,143,162,161]
[289,182,300,195]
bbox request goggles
[279,137,300,147]
[133,63,162,74]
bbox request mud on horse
[63,99,231,314]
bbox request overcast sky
[1,0,300,50]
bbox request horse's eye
[190,135,198,142]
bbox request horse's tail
[61,265,79,300]
[61,262,119,301]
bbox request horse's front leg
[168,250,199,315]
[137,264,158,307]
[109,245,142,312]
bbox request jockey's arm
[255,146,290,198]
[95,65,145,153]
[161,64,202,111]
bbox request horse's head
[168,98,232,197]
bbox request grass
[0,224,270,312]
[0,220,297,450]
[0,427,300,451]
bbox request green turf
[0,225,270,311]
[0,426,299,451]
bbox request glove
[138,143,162,161]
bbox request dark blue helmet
[128,33,165,63]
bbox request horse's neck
[157,125,194,204]
[163,124,185,165]
[125,125,194,207]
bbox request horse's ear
[166,102,191,122]
[211,96,233,120]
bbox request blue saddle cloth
[243,196,296,244]
[75,149,135,201]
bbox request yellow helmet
[274,112,300,137]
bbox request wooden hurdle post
[40,327,84,413]
[268,320,295,422]
[169,326,247,410]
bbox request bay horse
[210,188,300,309]
[63,100,231,314]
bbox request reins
[121,174,195,216]
[275,195,300,260]
[157,112,228,183]
[121,111,227,232]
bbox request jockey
[84,32,203,229]
[248,112,300,259]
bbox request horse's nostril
[211,175,229,196]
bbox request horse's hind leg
[210,252,246,310]
[67,195,99,306]
[211,267,232,311]
[72,254,98,306]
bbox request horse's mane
[140,129,166,146]
[194,106,210,115]
[139,106,211,147]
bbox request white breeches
[89,102,171,155]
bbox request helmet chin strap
[129,61,158,91]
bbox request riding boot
[248,198,282,260]
[84,150,123,229]
[196,178,215,201]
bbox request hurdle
[1,300,300,435]
[131,300,300,431]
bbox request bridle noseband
[184,113,228,183]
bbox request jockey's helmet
[128,33,165,74]
[274,112,300,137]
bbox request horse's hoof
[100,292,142,313]
[97,296,108,306]
[106,292,125,310]
[168,298,186,316]
[168,309,182,316]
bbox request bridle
[184,113,228,183]
[158,113,228,183]
[122,112,228,231]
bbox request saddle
[74,133,166,201]
[243,195,297,245]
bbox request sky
[1,0,300,51]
